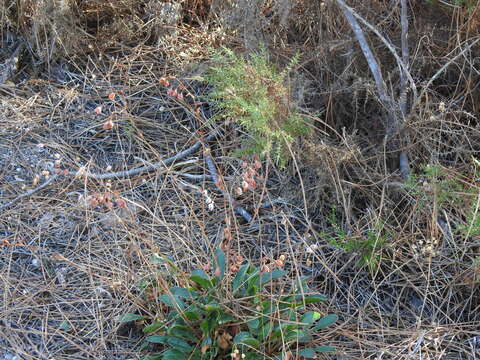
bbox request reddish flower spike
[115,198,127,208]
[103,119,114,130]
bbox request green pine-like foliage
[206,47,310,167]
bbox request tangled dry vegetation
[1,0,480,359]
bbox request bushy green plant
[457,158,480,237]
[206,47,310,168]
[405,161,480,238]
[405,164,464,207]
[121,250,337,360]
[426,0,479,11]
[322,207,387,272]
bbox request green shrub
[426,0,479,11]
[322,207,387,272]
[405,161,480,238]
[457,158,480,237]
[206,47,310,168]
[121,250,337,360]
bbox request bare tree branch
[335,0,390,107]
[1,132,218,213]
[399,0,410,179]
[399,0,409,117]
[0,174,60,212]
[75,132,218,180]
[338,0,417,104]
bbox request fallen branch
[337,0,417,104]
[0,132,217,213]
[0,174,60,212]
[75,132,218,180]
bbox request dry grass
[1,0,480,359]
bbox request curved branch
[75,132,217,180]
[0,174,60,212]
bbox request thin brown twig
[408,37,480,121]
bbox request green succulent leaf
[314,346,336,353]
[298,348,316,358]
[245,268,260,289]
[284,329,310,342]
[169,325,195,339]
[158,294,186,310]
[162,349,188,360]
[145,335,169,344]
[219,313,235,324]
[214,248,226,281]
[170,286,197,299]
[290,294,327,307]
[260,269,287,285]
[143,321,164,333]
[247,317,261,330]
[190,269,213,289]
[261,301,276,315]
[313,314,338,330]
[304,294,327,304]
[119,313,145,323]
[167,337,193,353]
[204,302,222,312]
[200,316,217,335]
[183,311,200,321]
[232,263,251,295]
[257,322,273,340]
[300,311,321,325]
[233,331,260,348]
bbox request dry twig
[203,147,253,223]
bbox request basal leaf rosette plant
[121,249,337,360]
